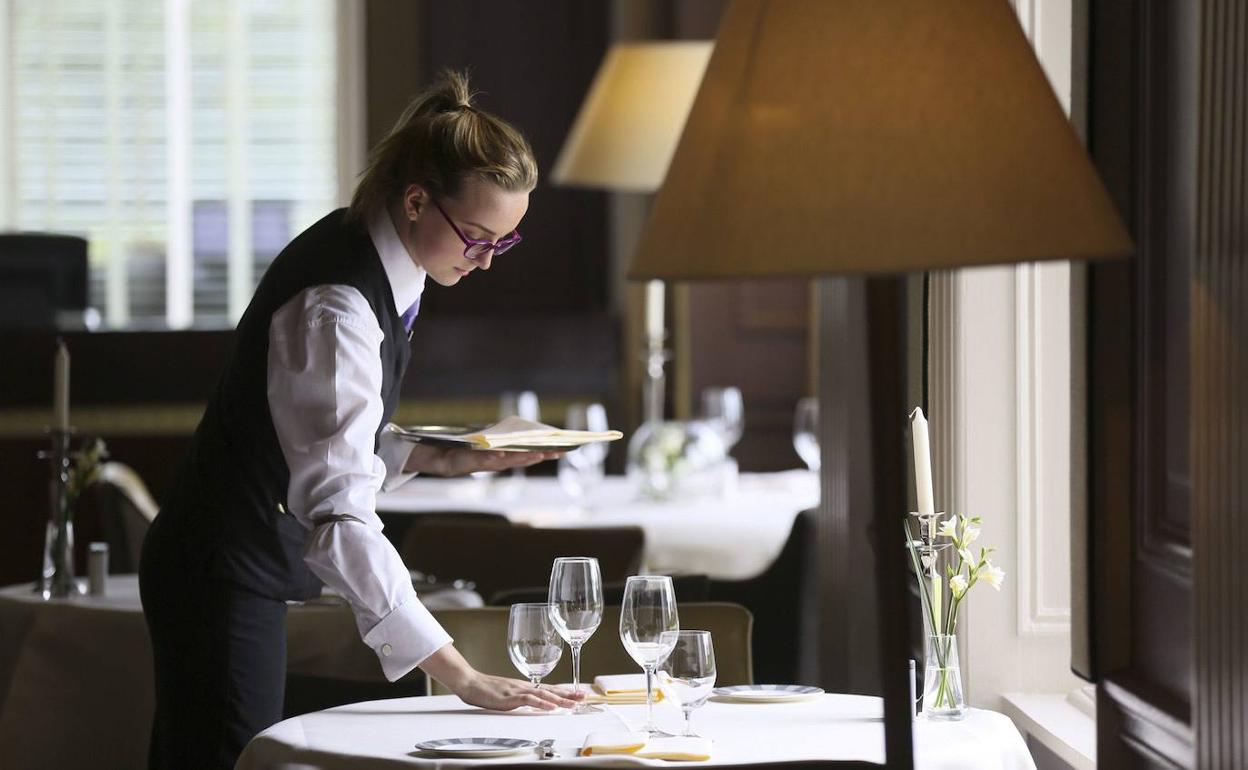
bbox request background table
[239,693,1037,769]
[377,471,819,580]
[0,576,478,770]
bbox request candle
[910,407,935,517]
[645,279,665,339]
[53,339,70,431]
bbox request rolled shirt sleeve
[267,285,451,681]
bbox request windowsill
[1001,689,1096,770]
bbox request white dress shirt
[266,211,452,682]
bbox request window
[1,0,341,329]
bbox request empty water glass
[507,603,563,688]
[661,630,717,737]
[793,397,820,471]
[620,575,679,734]
[558,403,609,502]
[701,386,744,452]
[548,557,604,714]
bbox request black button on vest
[159,209,410,600]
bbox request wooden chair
[490,573,712,606]
[428,602,753,694]
[386,509,509,555]
[91,462,159,573]
[402,523,645,603]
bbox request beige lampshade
[551,41,714,192]
[629,0,1133,280]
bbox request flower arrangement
[905,512,1005,717]
[66,437,109,513]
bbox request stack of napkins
[581,731,712,761]
[586,674,665,704]
[416,416,623,450]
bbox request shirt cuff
[377,427,419,492]
[362,596,454,682]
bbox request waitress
[139,70,580,770]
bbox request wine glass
[620,575,679,735]
[548,557,604,714]
[660,630,716,736]
[793,397,820,471]
[701,386,745,452]
[558,403,609,502]
[507,603,563,692]
[499,390,541,488]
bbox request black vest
[160,209,410,600]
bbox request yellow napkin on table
[587,674,665,704]
[460,416,623,449]
[580,732,712,761]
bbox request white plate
[711,684,824,703]
[415,737,538,757]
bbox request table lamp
[552,41,713,426]
[626,1,1131,767]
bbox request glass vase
[40,434,77,599]
[922,633,967,720]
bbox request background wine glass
[620,575,679,735]
[507,603,563,694]
[660,630,716,736]
[557,403,609,502]
[701,386,745,453]
[547,557,604,714]
[792,397,820,471]
[498,390,541,488]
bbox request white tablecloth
[239,693,1036,770]
[376,471,820,580]
[0,576,479,770]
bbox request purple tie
[400,299,420,332]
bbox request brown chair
[386,509,510,555]
[92,462,159,573]
[402,523,645,603]
[428,602,753,694]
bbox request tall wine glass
[507,603,563,690]
[548,557,604,714]
[660,631,716,736]
[558,403,609,502]
[793,397,820,471]
[620,575,679,734]
[701,386,745,452]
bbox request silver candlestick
[642,331,670,424]
[36,427,79,599]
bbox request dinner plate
[414,737,538,757]
[711,684,824,703]
[394,424,582,453]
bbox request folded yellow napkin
[462,416,623,449]
[580,732,712,761]
[587,674,664,704]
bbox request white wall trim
[1015,264,1074,636]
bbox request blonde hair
[348,69,538,222]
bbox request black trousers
[139,513,288,770]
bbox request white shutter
[3,0,340,328]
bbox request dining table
[376,470,820,581]
[0,575,481,770]
[237,691,1037,769]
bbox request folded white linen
[404,416,623,449]
[580,731,712,761]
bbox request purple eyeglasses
[433,200,522,262]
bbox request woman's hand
[420,644,583,711]
[403,443,562,477]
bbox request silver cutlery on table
[537,739,558,759]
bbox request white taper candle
[53,339,70,431]
[645,279,665,339]
[910,407,935,517]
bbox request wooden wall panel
[1192,0,1248,765]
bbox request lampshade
[629,0,1133,280]
[551,41,713,192]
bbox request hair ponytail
[348,69,538,222]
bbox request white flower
[982,564,1006,591]
[949,574,969,597]
[957,547,974,564]
[963,525,981,544]
[937,517,958,538]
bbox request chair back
[429,601,753,695]
[0,233,88,329]
[386,509,509,553]
[93,462,159,573]
[403,523,644,602]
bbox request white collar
[368,210,427,316]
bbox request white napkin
[581,732,712,761]
[588,674,665,703]
[416,416,623,449]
